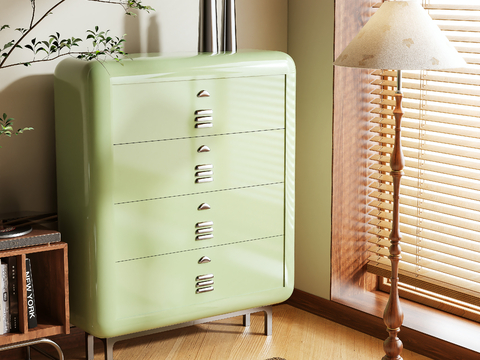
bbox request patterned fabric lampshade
[333,0,465,70]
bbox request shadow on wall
[124,10,161,54]
[148,15,161,53]
[0,74,57,218]
[0,14,164,219]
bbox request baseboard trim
[286,288,479,360]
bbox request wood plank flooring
[25,304,431,360]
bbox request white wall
[0,0,287,217]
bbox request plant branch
[0,0,153,69]
[29,0,36,29]
[0,50,119,69]
[1,52,81,69]
[87,0,154,14]
[0,0,66,68]
[88,0,124,5]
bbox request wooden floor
[24,304,431,360]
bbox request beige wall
[0,0,287,217]
[1,0,333,300]
[288,0,334,299]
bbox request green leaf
[16,127,34,134]
[3,41,14,50]
[0,25,10,31]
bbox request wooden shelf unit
[0,241,69,345]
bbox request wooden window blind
[367,0,480,309]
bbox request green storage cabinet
[54,51,295,339]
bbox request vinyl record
[0,225,33,239]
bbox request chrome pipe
[198,0,219,53]
[222,0,237,53]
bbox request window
[367,0,480,321]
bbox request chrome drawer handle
[195,177,213,183]
[196,227,213,235]
[196,286,214,294]
[197,90,211,97]
[195,123,213,129]
[196,234,214,241]
[196,274,214,281]
[196,280,214,287]
[195,164,213,170]
[196,221,213,228]
[198,203,211,211]
[195,109,213,115]
[197,145,211,153]
[198,256,211,264]
[195,116,213,122]
[195,170,213,177]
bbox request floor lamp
[333,1,466,359]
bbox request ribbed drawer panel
[114,236,284,320]
[112,129,285,204]
[111,75,285,144]
[113,183,284,262]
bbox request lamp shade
[333,0,466,70]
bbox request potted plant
[0,0,153,238]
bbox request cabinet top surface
[54,50,296,82]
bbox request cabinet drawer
[113,183,284,262]
[111,75,286,144]
[114,236,284,320]
[113,129,284,204]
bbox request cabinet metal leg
[86,306,273,360]
[86,334,116,360]
[242,313,250,327]
[263,306,273,336]
[87,333,116,360]
[103,338,114,360]
[86,333,95,360]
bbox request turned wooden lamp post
[333,1,466,359]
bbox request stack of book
[0,257,37,334]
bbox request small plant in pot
[0,0,153,238]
